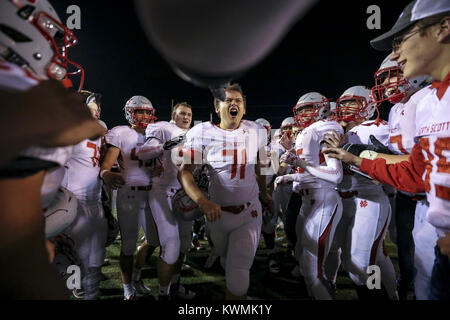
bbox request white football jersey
[184,120,266,206]
[145,121,186,189]
[346,119,389,146]
[387,87,431,155]
[62,138,103,200]
[414,84,450,236]
[105,126,152,186]
[339,120,390,192]
[0,61,74,208]
[293,119,343,191]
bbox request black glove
[369,135,392,154]
[163,133,186,150]
[342,135,392,156]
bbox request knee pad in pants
[159,236,180,265]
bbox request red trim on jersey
[359,144,426,194]
[431,72,450,100]
[370,212,389,265]
[0,63,11,70]
[317,204,339,278]
[360,119,388,127]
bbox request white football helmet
[172,166,209,221]
[255,118,271,138]
[336,86,377,123]
[124,95,157,128]
[81,90,102,120]
[255,118,271,128]
[281,117,295,129]
[371,55,431,105]
[293,92,330,128]
[0,0,84,90]
[44,187,78,238]
[329,101,336,117]
[280,117,295,138]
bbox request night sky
[52,0,411,129]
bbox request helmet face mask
[292,92,330,128]
[133,108,156,128]
[293,103,317,128]
[371,65,410,105]
[336,86,377,124]
[0,1,84,90]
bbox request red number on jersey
[223,148,247,179]
[420,137,450,200]
[87,141,100,167]
[130,147,144,168]
[390,134,408,155]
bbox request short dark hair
[172,102,192,116]
[213,83,246,110]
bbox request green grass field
[97,226,399,300]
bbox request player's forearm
[375,153,410,165]
[305,157,343,184]
[137,141,164,161]
[277,163,289,176]
[178,166,208,205]
[256,165,268,196]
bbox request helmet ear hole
[17,5,36,20]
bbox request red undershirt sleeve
[359,144,426,194]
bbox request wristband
[100,169,109,179]
[359,150,378,160]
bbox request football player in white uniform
[255,118,279,274]
[136,102,196,300]
[0,0,105,299]
[62,91,108,300]
[327,1,450,299]
[275,92,343,299]
[100,96,159,300]
[179,84,271,300]
[371,56,435,299]
[325,86,398,300]
[276,118,298,257]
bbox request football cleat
[124,292,136,300]
[134,280,152,295]
[173,284,196,300]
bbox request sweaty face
[216,90,246,129]
[173,105,192,130]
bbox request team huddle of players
[1,0,449,301]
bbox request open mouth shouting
[229,106,239,118]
